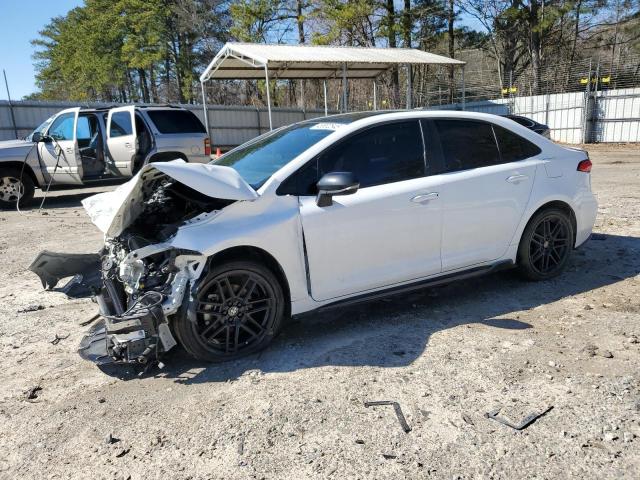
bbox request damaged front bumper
[32,245,206,366]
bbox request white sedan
[33,111,598,365]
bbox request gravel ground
[0,145,639,479]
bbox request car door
[38,107,83,185]
[106,106,138,176]
[428,119,542,271]
[297,120,443,302]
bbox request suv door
[38,107,83,185]
[106,106,137,176]
[429,119,541,271]
[297,120,443,301]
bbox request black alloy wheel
[518,208,574,281]
[174,260,285,362]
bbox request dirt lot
[0,145,639,480]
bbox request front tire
[174,260,286,362]
[0,167,35,209]
[517,208,574,281]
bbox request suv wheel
[517,208,574,281]
[174,260,286,362]
[0,167,35,209]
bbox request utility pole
[3,70,18,139]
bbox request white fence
[432,87,640,144]
[1,88,639,145]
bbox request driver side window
[48,113,75,141]
[278,120,426,195]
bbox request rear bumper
[575,193,598,248]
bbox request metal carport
[199,42,466,133]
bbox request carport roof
[200,42,465,81]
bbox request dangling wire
[14,136,98,221]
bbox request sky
[0,0,82,100]
[0,1,483,101]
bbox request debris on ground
[364,400,412,433]
[17,304,45,313]
[485,406,554,431]
[50,333,70,345]
[25,385,42,400]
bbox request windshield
[26,115,56,141]
[213,121,344,188]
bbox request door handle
[124,142,132,149]
[506,174,528,184]
[411,192,439,203]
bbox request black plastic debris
[26,385,42,400]
[485,405,554,431]
[364,400,412,433]
[50,333,70,345]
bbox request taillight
[204,137,211,156]
[577,159,592,173]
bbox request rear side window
[319,121,425,189]
[110,112,133,137]
[434,120,500,172]
[146,110,206,134]
[493,125,541,162]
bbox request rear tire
[0,167,35,209]
[174,260,286,362]
[517,208,574,281]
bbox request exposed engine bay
[30,161,255,368]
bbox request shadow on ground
[97,232,640,383]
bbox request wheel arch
[518,199,578,249]
[207,245,292,315]
[147,151,188,163]
[0,161,40,188]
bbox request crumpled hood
[82,160,258,237]
[0,139,33,158]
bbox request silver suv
[0,105,210,208]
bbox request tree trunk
[296,0,306,109]
[529,0,541,95]
[386,0,399,106]
[138,69,150,103]
[402,0,411,48]
[447,0,455,103]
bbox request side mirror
[316,172,359,207]
[31,132,43,143]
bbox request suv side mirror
[316,172,359,207]
[31,132,50,143]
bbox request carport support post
[200,81,211,143]
[461,65,466,110]
[373,80,377,110]
[342,63,348,112]
[264,65,273,130]
[323,80,328,117]
[406,64,413,109]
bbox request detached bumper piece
[80,284,177,366]
[29,251,102,298]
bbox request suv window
[146,110,206,134]
[48,113,75,141]
[110,112,133,137]
[319,121,425,189]
[434,120,500,172]
[493,125,541,162]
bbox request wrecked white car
[31,111,597,367]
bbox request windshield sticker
[310,122,345,131]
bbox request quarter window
[110,112,133,137]
[48,113,75,141]
[319,121,425,188]
[434,120,500,172]
[493,125,541,162]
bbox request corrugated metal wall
[1,91,638,144]
[427,87,640,144]
[0,101,329,145]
